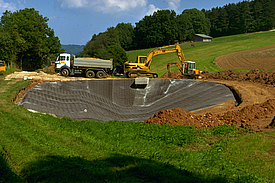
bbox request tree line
[1,0,274,71]
[82,0,275,66]
[205,0,275,37]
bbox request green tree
[176,13,194,41]
[82,27,120,57]
[0,8,61,70]
[226,3,241,35]
[115,23,134,51]
[239,1,253,33]
[81,27,128,66]
[133,10,177,49]
[261,0,275,30]
[180,9,210,37]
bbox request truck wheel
[61,68,69,76]
[86,70,95,78]
[96,71,105,78]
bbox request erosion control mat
[19,79,235,122]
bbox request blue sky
[1,0,242,45]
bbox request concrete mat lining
[19,79,236,121]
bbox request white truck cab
[55,53,72,70]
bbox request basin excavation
[19,79,236,121]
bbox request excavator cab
[183,61,197,74]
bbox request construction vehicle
[55,53,113,78]
[124,45,184,78]
[124,44,200,78]
[166,61,200,79]
[0,61,6,72]
[165,45,200,79]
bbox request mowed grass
[127,31,275,75]
[1,31,275,182]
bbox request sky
[0,0,242,45]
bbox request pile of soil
[42,64,55,74]
[160,71,183,79]
[149,70,275,131]
[145,99,275,131]
[202,70,275,85]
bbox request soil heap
[147,70,275,131]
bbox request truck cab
[55,53,71,73]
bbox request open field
[1,31,275,182]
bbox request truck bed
[74,58,113,69]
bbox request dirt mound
[202,70,275,85]
[145,99,275,131]
[160,71,183,79]
[151,69,275,131]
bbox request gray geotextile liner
[19,79,236,121]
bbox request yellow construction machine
[124,44,185,78]
[124,44,200,78]
[0,61,6,72]
[166,45,200,79]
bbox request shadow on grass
[20,154,231,183]
[0,152,22,182]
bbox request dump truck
[0,61,6,72]
[55,53,113,78]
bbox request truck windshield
[0,62,5,66]
[58,56,66,61]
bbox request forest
[81,0,275,67]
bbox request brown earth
[147,70,275,131]
[214,45,275,70]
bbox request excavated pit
[19,79,236,121]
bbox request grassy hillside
[127,31,275,76]
[1,32,275,182]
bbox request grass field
[127,31,275,76]
[1,31,275,182]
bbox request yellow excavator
[124,44,200,78]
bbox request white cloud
[167,0,181,11]
[58,0,89,8]
[58,0,148,13]
[0,0,16,12]
[145,4,159,16]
